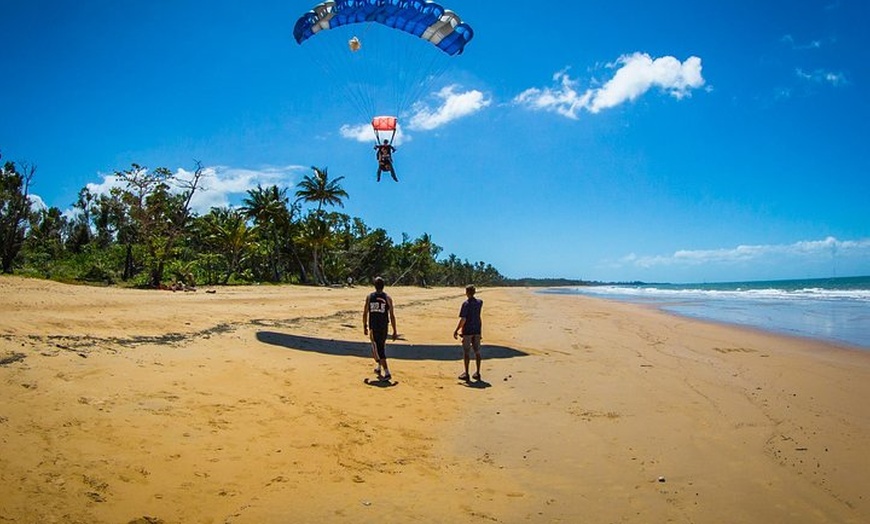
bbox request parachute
[293,0,474,140]
[293,0,474,57]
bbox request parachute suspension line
[328,23,448,128]
[373,127,396,145]
[390,31,412,121]
[303,33,375,122]
[347,31,378,121]
[349,21,382,119]
[294,1,475,137]
[346,22,390,124]
[395,47,453,124]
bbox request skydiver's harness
[376,146,393,169]
[374,127,396,169]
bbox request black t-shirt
[367,291,390,332]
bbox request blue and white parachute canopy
[293,0,474,56]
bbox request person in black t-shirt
[363,276,397,380]
[374,140,398,182]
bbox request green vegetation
[503,277,592,287]
[1,154,504,288]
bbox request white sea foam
[567,286,870,302]
[548,281,870,349]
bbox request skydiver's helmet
[348,37,361,52]
[383,139,389,145]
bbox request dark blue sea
[545,276,870,349]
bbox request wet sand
[1,276,868,523]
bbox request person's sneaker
[383,373,392,381]
[472,372,481,380]
[374,367,381,375]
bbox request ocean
[545,276,870,350]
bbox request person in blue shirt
[453,284,483,381]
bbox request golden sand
[1,276,868,523]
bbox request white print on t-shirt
[369,301,387,314]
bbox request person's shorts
[370,328,388,359]
[461,334,481,353]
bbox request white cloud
[186,165,305,213]
[619,237,870,269]
[781,34,823,50]
[340,122,408,146]
[796,68,847,86]
[338,85,488,142]
[28,193,47,212]
[84,165,306,215]
[592,54,704,110]
[514,53,706,119]
[513,68,590,119]
[407,85,491,131]
[85,172,125,197]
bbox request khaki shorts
[461,334,481,353]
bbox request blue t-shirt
[459,298,483,336]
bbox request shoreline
[542,285,870,351]
[629,296,868,353]
[2,277,869,522]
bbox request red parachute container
[371,116,398,132]
[372,115,398,144]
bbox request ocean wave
[557,286,870,302]
[544,280,870,348]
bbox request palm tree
[242,184,287,223]
[295,166,348,213]
[241,184,302,282]
[295,167,348,284]
[394,232,441,286]
[198,207,256,284]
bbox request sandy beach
[1,275,869,523]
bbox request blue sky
[2,0,868,283]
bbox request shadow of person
[364,378,398,388]
[460,379,492,389]
[255,331,528,362]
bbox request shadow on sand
[460,379,492,389]
[255,331,528,362]
[363,377,398,388]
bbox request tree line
[1,154,505,288]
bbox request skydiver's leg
[389,166,398,182]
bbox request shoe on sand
[472,372,481,380]
[458,372,469,381]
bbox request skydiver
[375,139,398,182]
